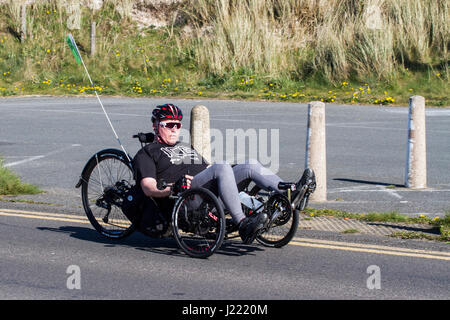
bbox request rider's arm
[141,177,171,198]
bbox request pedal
[277,182,296,191]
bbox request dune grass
[0,0,448,106]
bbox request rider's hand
[185,175,193,189]
[173,175,189,194]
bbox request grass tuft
[0,159,42,195]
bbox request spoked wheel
[172,188,225,258]
[80,149,136,239]
[249,186,299,248]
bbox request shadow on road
[334,178,404,188]
[365,222,440,235]
[36,225,264,258]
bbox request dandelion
[309,213,314,217]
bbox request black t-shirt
[133,141,209,186]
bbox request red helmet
[151,104,183,123]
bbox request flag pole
[66,34,131,164]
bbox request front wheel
[172,188,225,258]
[80,149,136,239]
[249,186,299,248]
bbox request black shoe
[289,168,316,210]
[296,168,316,192]
[239,213,268,245]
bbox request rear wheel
[172,188,225,258]
[80,149,136,239]
[249,186,299,248]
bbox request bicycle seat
[133,132,155,143]
[277,182,296,191]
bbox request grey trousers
[191,161,283,224]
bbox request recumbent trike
[75,132,315,258]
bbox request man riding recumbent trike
[76,104,316,258]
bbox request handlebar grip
[157,179,168,190]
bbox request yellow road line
[0,208,131,227]
[0,208,88,220]
[292,237,450,257]
[289,240,450,261]
[1,207,448,261]
[0,211,91,224]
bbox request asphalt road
[1,96,450,216]
[1,209,449,300]
[0,96,449,302]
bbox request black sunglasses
[159,122,182,129]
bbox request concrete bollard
[405,96,427,189]
[305,101,327,201]
[190,105,211,164]
[20,4,27,42]
[90,21,96,56]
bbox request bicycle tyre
[172,188,225,258]
[80,149,136,239]
[249,185,299,248]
